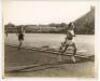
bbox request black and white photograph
[3,0,96,78]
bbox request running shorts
[18,34,24,40]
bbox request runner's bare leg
[18,40,23,50]
[71,43,77,63]
[58,45,69,62]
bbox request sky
[3,1,96,25]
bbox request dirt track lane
[5,45,95,77]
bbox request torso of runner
[17,26,25,41]
[17,26,25,35]
[66,30,75,40]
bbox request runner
[16,25,25,50]
[58,22,77,63]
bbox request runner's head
[68,22,75,30]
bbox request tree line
[5,21,94,34]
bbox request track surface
[5,45,95,77]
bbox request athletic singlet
[67,30,75,40]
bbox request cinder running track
[4,45,95,77]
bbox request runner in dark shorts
[17,26,25,50]
[18,33,24,41]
